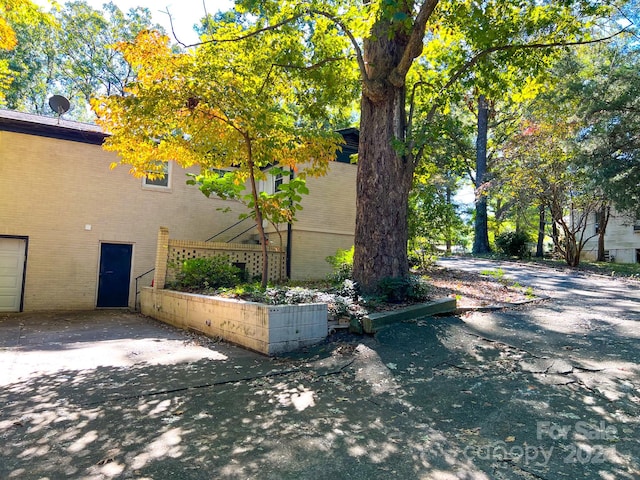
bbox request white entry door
[0,237,27,312]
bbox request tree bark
[353,80,414,292]
[352,20,416,293]
[445,184,452,254]
[596,205,610,262]
[551,220,559,254]
[473,94,491,254]
[536,204,545,257]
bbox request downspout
[286,167,294,279]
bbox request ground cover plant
[167,252,540,332]
[168,253,435,326]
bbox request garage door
[0,237,27,312]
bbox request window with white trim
[260,170,284,195]
[143,161,171,190]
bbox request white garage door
[0,237,26,312]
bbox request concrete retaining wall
[140,287,327,355]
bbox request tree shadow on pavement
[371,317,640,480]
[1,312,638,480]
[1,349,492,480]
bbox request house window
[259,170,285,195]
[209,168,227,178]
[274,172,284,192]
[143,161,171,190]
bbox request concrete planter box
[140,287,327,355]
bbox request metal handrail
[135,218,259,311]
[205,216,253,242]
[228,224,257,243]
[134,267,155,311]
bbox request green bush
[376,275,430,303]
[495,231,531,258]
[175,256,242,290]
[326,246,354,283]
[408,249,436,270]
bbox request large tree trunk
[351,1,438,293]
[445,184,452,254]
[596,205,610,262]
[536,204,545,258]
[352,23,415,293]
[473,94,491,254]
[353,78,414,293]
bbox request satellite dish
[49,95,70,115]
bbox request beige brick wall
[260,161,356,281]
[295,161,357,233]
[0,131,249,311]
[289,230,354,280]
[288,161,356,280]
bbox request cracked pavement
[1,258,639,479]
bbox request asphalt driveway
[1,259,639,479]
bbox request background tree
[1,0,162,119]
[576,46,640,219]
[408,112,472,256]
[501,117,604,267]
[519,42,640,261]
[408,162,468,258]
[0,0,49,105]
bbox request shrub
[326,246,354,283]
[495,231,531,258]
[408,249,436,270]
[175,256,242,290]
[376,275,430,303]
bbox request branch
[257,64,276,97]
[163,7,306,48]
[202,0,209,20]
[465,162,476,185]
[257,56,347,96]
[163,6,367,84]
[425,28,629,123]
[613,4,640,42]
[309,9,367,81]
[390,0,440,88]
[163,7,184,46]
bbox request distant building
[581,208,640,263]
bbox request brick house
[0,110,356,312]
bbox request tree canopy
[92,24,351,286]
[92,0,630,289]
[0,0,162,119]
[575,46,640,218]
[0,0,49,105]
